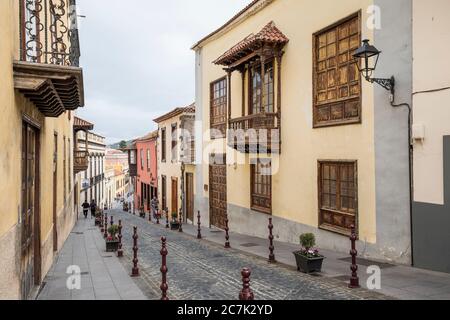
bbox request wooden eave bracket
[13,60,85,117]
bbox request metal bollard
[104,214,108,239]
[239,268,254,300]
[160,236,169,300]
[131,227,139,277]
[268,218,276,263]
[225,217,230,248]
[348,224,360,288]
[165,209,170,229]
[178,209,183,232]
[197,211,202,240]
[117,220,123,258]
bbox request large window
[171,123,177,162]
[140,149,144,170]
[318,161,357,235]
[251,159,272,214]
[161,127,166,162]
[161,175,167,211]
[313,13,361,127]
[147,149,150,171]
[210,77,227,138]
[250,61,274,114]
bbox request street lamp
[353,39,395,95]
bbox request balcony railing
[14,0,84,118]
[228,112,280,153]
[74,150,88,174]
[19,0,80,66]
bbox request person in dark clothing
[90,200,97,219]
[82,200,90,219]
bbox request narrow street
[113,209,386,300]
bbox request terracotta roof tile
[153,102,195,123]
[214,21,288,66]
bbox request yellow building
[192,0,413,264]
[0,0,85,299]
[154,104,196,222]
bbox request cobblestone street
[112,209,388,300]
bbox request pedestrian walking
[82,200,90,219]
[90,199,97,219]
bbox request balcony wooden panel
[228,112,280,154]
[129,164,137,177]
[14,61,84,118]
[74,150,89,174]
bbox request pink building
[134,131,158,212]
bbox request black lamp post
[353,39,395,95]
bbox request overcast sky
[76,0,251,144]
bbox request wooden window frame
[161,175,167,211]
[250,159,272,215]
[318,160,358,236]
[171,123,178,162]
[249,59,275,115]
[147,149,150,171]
[313,11,362,128]
[140,149,144,170]
[161,127,166,163]
[210,77,227,139]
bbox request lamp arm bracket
[367,76,395,94]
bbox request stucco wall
[196,0,377,242]
[0,0,79,298]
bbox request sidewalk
[182,220,450,300]
[37,217,147,300]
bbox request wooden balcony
[228,112,280,154]
[129,164,137,177]
[74,151,89,174]
[14,0,84,118]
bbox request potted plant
[106,224,120,252]
[170,212,180,230]
[292,233,325,273]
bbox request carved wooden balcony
[228,112,280,154]
[14,0,84,118]
[74,150,89,174]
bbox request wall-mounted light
[353,39,395,96]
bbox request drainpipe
[390,96,414,266]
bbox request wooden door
[209,157,227,229]
[171,177,178,215]
[53,133,58,251]
[21,122,40,299]
[161,176,167,211]
[186,173,194,222]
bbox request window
[318,161,357,235]
[161,128,166,162]
[171,123,177,162]
[161,175,167,211]
[140,149,144,170]
[147,149,150,171]
[130,149,136,165]
[250,61,274,114]
[251,159,272,214]
[313,13,361,127]
[210,77,227,138]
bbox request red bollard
[100,212,104,233]
[149,208,152,222]
[197,211,202,240]
[160,236,169,300]
[110,215,114,228]
[178,209,183,232]
[104,214,108,239]
[165,209,170,229]
[156,210,160,225]
[239,268,254,300]
[349,224,360,288]
[117,220,123,258]
[268,218,276,263]
[225,217,230,248]
[131,226,139,277]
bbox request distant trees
[119,140,127,149]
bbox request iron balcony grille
[19,0,81,67]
